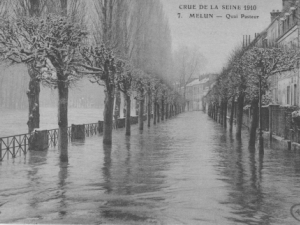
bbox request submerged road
[1,111,300,224]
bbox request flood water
[1,111,300,224]
[0,107,104,137]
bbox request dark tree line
[206,45,299,148]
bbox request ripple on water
[1,112,300,224]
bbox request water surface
[0,111,300,224]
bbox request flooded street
[1,111,300,224]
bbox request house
[250,0,300,106]
[185,77,210,111]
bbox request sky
[161,0,282,74]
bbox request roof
[186,78,209,87]
[199,78,209,84]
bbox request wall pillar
[98,121,103,133]
[71,124,85,140]
[29,130,49,151]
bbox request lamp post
[258,60,264,153]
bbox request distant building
[185,77,210,111]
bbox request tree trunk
[135,98,138,116]
[114,88,121,117]
[172,104,174,117]
[219,104,223,124]
[103,87,114,145]
[161,99,165,121]
[139,97,144,130]
[249,99,259,147]
[229,97,235,132]
[172,104,174,116]
[174,104,177,115]
[165,103,169,119]
[153,101,157,125]
[57,78,69,162]
[219,103,223,124]
[157,103,160,123]
[125,95,131,136]
[147,91,151,127]
[27,64,40,133]
[236,92,245,139]
[223,101,228,128]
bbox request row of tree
[0,64,105,110]
[0,0,183,162]
[206,44,299,148]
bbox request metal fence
[251,105,300,144]
[217,103,300,145]
[47,129,59,147]
[0,117,140,161]
[270,107,300,143]
[242,106,269,131]
[0,133,30,161]
[271,107,286,139]
[85,123,98,137]
[0,123,100,161]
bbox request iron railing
[47,129,59,147]
[0,117,139,161]
[0,133,30,161]
[85,123,98,137]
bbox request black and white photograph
[0,0,300,224]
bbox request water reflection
[217,131,281,224]
[58,162,68,218]
[124,137,132,195]
[3,112,300,224]
[102,144,112,194]
[98,132,169,223]
[28,150,48,211]
[71,139,85,146]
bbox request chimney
[271,9,281,22]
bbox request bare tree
[6,0,46,133]
[0,0,86,132]
[0,15,88,161]
[244,47,299,147]
[78,45,116,144]
[116,62,133,136]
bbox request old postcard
[0,0,300,224]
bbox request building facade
[185,77,210,111]
[251,0,300,106]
